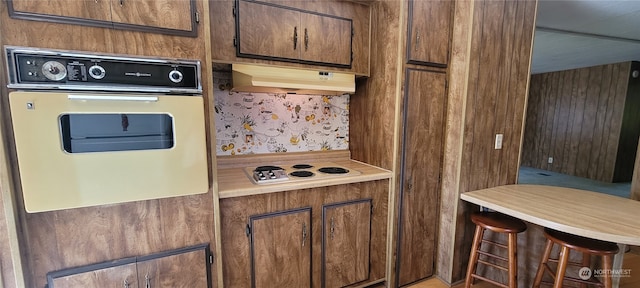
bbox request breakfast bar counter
[461,184,640,288]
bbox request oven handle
[68,95,159,102]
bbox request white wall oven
[5,46,209,212]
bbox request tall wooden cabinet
[396,69,447,286]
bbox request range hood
[231,64,355,95]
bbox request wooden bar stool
[533,228,619,288]
[464,211,527,288]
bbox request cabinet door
[237,0,301,61]
[109,0,194,31]
[49,261,139,288]
[406,0,453,66]
[397,69,447,286]
[250,208,312,288]
[9,0,111,21]
[136,247,209,288]
[323,200,372,288]
[300,13,352,66]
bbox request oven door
[9,91,208,212]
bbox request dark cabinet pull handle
[293,27,298,50]
[415,29,420,51]
[304,28,309,51]
[330,217,335,239]
[123,279,130,288]
[302,222,307,246]
[406,176,414,193]
[119,0,123,6]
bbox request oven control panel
[5,46,201,94]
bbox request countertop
[216,158,392,199]
[460,184,640,246]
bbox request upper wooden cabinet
[236,0,353,68]
[8,0,198,37]
[47,244,212,288]
[210,0,371,76]
[406,0,453,67]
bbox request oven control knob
[89,65,106,80]
[169,70,183,83]
[41,61,67,81]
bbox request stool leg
[580,252,591,288]
[533,239,553,288]
[507,232,518,288]
[602,254,614,288]
[553,246,571,288]
[464,226,485,288]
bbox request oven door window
[60,113,174,153]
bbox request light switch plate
[495,134,503,150]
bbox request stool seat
[544,229,619,255]
[471,212,528,234]
[533,228,619,288]
[465,211,527,288]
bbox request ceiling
[531,0,640,74]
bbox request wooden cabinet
[220,181,388,287]
[210,0,371,75]
[406,0,453,67]
[323,199,372,288]
[47,244,211,288]
[8,0,198,36]
[236,0,352,67]
[249,208,312,287]
[396,69,447,286]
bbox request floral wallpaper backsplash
[214,74,350,155]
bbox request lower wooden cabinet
[249,208,312,287]
[220,181,388,287]
[47,244,212,288]
[323,200,372,288]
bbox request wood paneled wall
[0,1,218,287]
[521,62,634,182]
[446,0,537,283]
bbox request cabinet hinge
[209,254,214,264]
[245,224,251,237]
[370,205,374,215]
[233,38,238,47]
[195,11,200,24]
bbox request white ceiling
[531,0,640,74]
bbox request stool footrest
[476,250,509,262]
[481,239,508,249]
[477,259,508,271]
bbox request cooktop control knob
[169,70,183,83]
[88,65,106,80]
[41,61,67,81]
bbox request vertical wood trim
[201,0,223,286]
[437,0,474,283]
[385,1,407,287]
